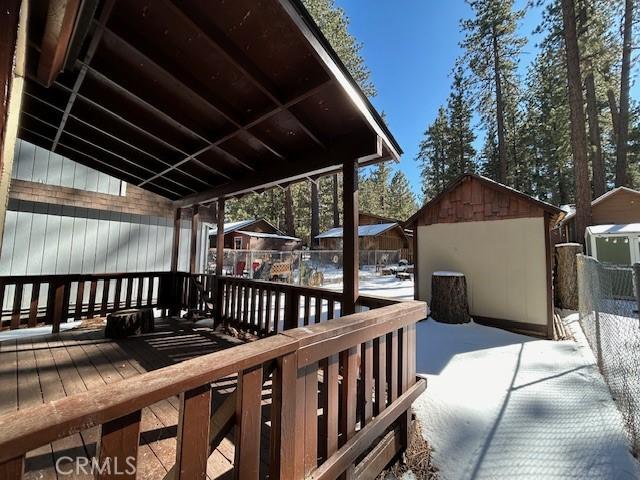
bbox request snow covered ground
[325,275,415,300]
[412,314,640,480]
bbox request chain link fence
[577,254,640,455]
[206,249,405,286]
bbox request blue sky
[335,0,638,200]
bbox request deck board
[0,318,266,479]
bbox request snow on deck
[413,315,640,479]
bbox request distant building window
[595,236,631,265]
[12,139,126,196]
[234,237,243,250]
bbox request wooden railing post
[96,410,141,480]
[50,280,67,334]
[0,455,24,479]
[284,290,299,331]
[234,365,264,480]
[270,351,304,479]
[175,385,211,479]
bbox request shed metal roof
[209,219,259,236]
[316,223,398,239]
[236,230,301,241]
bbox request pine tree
[446,66,476,178]
[416,107,450,201]
[561,0,593,241]
[461,0,526,184]
[388,171,418,221]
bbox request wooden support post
[342,159,359,315]
[214,198,225,325]
[234,365,263,480]
[190,205,201,274]
[169,209,182,316]
[0,0,27,250]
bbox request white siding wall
[12,139,123,195]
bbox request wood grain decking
[0,318,273,479]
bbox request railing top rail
[217,275,343,298]
[0,271,173,283]
[0,334,297,464]
[284,301,426,367]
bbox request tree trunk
[310,179,320,248]
[554,243,583,310]
[332,173,340,227]
[615,0,633,187]
[492,25,508,184]
[585,72,605,198]
[607,88,619,143]
[106,308,155,338]
[431,272,470,324]
[284,185,295,237]
[561,0,592,244]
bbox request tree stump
[554,243,583,310]
[105,308,155,339]
[430,271,470,324]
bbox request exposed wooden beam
[277,0,402,160]
[166,0,327,149]
[174,135,381,208]
[51,0,115,152]
[24,88,217,188]
[19,125,185,198]
[37,0,82,87]
[21,112,200,193]
[99,27,287,161]
[139,80,332,189]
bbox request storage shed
[407,174,563,338]
[316,222,409,251]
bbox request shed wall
[417,217,548,327]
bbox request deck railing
[0,272,175,331]
[0,301,427,479]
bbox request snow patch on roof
[587,223,640,235]
[316,223,398,239]
[209,219,258,236]
[235,230,301,241]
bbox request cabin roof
[316,222,400,239]
[406,173,562,227]
[562,187,640,223]
[21,0,401,207]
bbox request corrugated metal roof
[316,223,398,239]
[209,219,258,236]
[236,230,301,241]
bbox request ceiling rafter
[23,89,217,189]
[138,80,333,188]
[51,0,115,152]
[99,27,288,162]
[19,126,185,198]
[77,60,257,174]
[165,0,327,150]
[21,110,203,193]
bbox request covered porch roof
[20,0,401,206]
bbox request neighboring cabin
[407,173,563,339]
[209,219,301,251]
[559,186,640,241]
[316,222,409,252]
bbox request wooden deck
[0,317,272,479]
